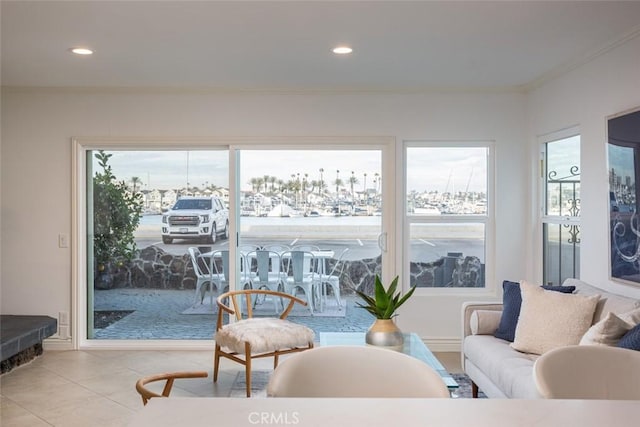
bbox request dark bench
[1,315,57,374]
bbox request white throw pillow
[579,312,633,346]
[470,310,502,335]
[511,280,599,355]
[619,307,640,326]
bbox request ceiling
[2,1,640,92]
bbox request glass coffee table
[319,332,459,391]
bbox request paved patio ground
[93,288,374,340]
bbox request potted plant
[355,275,416,349]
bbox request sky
[93,147,492,194]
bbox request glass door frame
[73,136,396,350]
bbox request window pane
[409,223,485,287]
[406,147,488,215]
[545,136,580,217]
[543,223,580,286]
[543,135,580,285]
[88,150,229,340]
[238,150,381,328]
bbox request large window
[542,135,580,285]
[405,144,491,288]
[77,139,393,344]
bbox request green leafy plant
[93,151,143,273]
[355,275,416,319]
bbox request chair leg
[213,344,221,382]
[471,381,479,398]
[245,342,252,398]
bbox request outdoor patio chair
[266,345,450,398]
[135,371,208,405]
[213,289,315,397]
[318,247,349,310]
[281,250,319,314]
[209,249,252,293]
[291,244,320,271]
[245,249,286,314]
[187,247,214,305]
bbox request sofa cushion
[464,335,540,398]
[617,323,640,351]
[563,278,640,322]
[493,280,576,342]
[579,312,633,346]
[511,281,599,355]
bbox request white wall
[527,34,640,300]
[1,89,527,348]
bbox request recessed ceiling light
[333,46,353,55]
[69,47,94,55]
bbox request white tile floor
[0,349,461,427]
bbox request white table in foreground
[128,397,639,427]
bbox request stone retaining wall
[95,246,484,293]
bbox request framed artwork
[608,106,640,285]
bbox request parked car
[161,196,229,244]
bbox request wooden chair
[135,371,208,405]
[213,289,315,397]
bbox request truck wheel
[206,224,217,244]
[223,221,229,240]
[162,236,173,244]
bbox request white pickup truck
[161,196,229,244]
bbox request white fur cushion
[579,312,633,346]
[215,317,314,354]
[470,310,502,335]
[511,280,599,355]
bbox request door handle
[377,232,387,252]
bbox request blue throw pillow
[617,323,640,351]
[493,281,576,342]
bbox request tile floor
[0,349,462,426]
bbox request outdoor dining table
[197,248,336,312]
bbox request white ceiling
[2,0,640,91]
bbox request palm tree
[130,176,142,193]
[310,180,319,195]
[249,177,259,193]
[269,176,277,193]
[349,171,359,200]
[255,177,265,194]
[319,168,324,195]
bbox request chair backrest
[283,250,315,282]
[533,345,640,399]
[327,247,350,276]
[216,289,308,324]
[209,250,230,282]
[247,250,283,281]
[266,345,451,398]
[188,247,210,278]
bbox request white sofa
[461,278,640,398]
